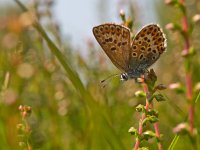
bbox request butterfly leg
[143,68,149,78]
[145,68,149,73]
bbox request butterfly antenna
[100,74,120,88]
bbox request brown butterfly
[93,23,167,81]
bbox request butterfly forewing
[93,24,131,71]
[129,24,167,70]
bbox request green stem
[179,0,196,149]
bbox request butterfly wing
[129,24,167,70]
[93,24,131,72]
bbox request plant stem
[134,82,163,150]
[186,73,194,133]
[144,83,163,150]
[154,122,163,150]
[134,83,150,150]
[179,0,196,148]
[180,0,195,136]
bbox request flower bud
[193,14,200,23]
[165,23,175,30]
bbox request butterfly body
[93,23,167,81]
[120,69,146,81]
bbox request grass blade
[168,134,180,150]
[14,0,126,149]
[195,91,200,103]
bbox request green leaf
[147,115,159,123]
[147,109,159,118]
[148,95,154,103]
[135,90,146,98]
[138,147,149,150]
[128,127,138,136]
[143,130,156,140]
[195,91,200,103]
[142,115,159,125]
[136,104,145,112]
[168,134,180,150]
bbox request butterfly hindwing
[129,24,167,70]
[93,24,131,72]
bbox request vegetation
[0,0,200,149]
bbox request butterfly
[92,23,167,81]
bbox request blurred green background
[0,0,200,149]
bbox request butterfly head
[120,73,129,81]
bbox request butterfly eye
[121,73,128,81]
